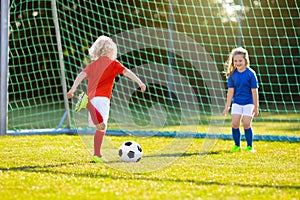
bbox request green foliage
[0,135,299,199]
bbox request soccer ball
[118,141,142,162]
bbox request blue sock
[244,128,253,147]
[232,128,241,146]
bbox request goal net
[6,0,299,140]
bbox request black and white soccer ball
[118,141,142,162]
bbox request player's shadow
[0,162,78,172]
[1,161,300,191]
[103,150,225,164]
[142,150,222,158]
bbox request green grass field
[0,134,299,200]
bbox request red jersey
[82,56,125,99]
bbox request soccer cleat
[92,156,104,163]
[75,92,88,112]
[230,145,241,152]
[245,146,256,153]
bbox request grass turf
[0,135,299,200]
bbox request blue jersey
[228,68,259,105]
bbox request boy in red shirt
[67,36,146,162]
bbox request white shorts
[231,103,254,117]
[88,97,110,128]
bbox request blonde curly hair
[88,35,117,60]
[224,47,250,78]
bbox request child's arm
[67,72,87,99]
[123,68,146,92]
[223,88,234,116]
[252,88,259,117]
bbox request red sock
[94,130,105,157]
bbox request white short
[231,103,254,117]
[88,97,110,128]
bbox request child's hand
[140,84,146,92]
[252,107,259,117]
[67,91,74,99]
[223,107,230,116]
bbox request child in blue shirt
[223,47,259,152]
